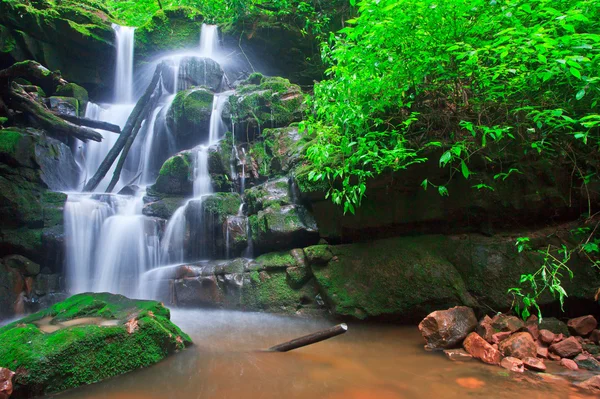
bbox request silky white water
[113,24,135,103]
[199,24,219,58]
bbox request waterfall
[208,92,231,144]
[199,24,219,58]
[193,146,212,197]
[113,24,135,103]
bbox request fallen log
[268,323,348,352]
[105,80,163,192]
[0,60,67,94]
[83,62,168,192]
[9,82,102,142]
[56,113,121,133]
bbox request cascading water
[113,24,135,103]
[199,24,219,58]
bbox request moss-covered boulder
[166,88,214,150]
[208,140,234,193]
[47,96,79,116]
[0,0,114,95]
[54,83,88,115]
[262,126,306,174]
[142,195,187,220]
[244,177,292,214]
[135,7,204,60]
[249,204,319,254]
[151,151,193,195]
[230,74,304,141]
[224,215,248,256]
[177,56,224,92]
[0,293,191,398]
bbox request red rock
[549,336,583,358]
[463,332,502,365]
[492,331,512,344]
[0,368,14,399]
[500,356,524,373]
[554,333,565,343]
[575,336,585,345]
[476,315,495,343]
[491,314,525,333]
[539,329,556,345]
[536,346,549,359]
[419,306,477,350]
[576,375,600,393]
[523,357,546,372]
[560,358,579,370]
[590,329,600,344]
[548,352,561,361]
[443,348,473,361]
[568,315,598,336]
[455,377,485,389]
[525,319,539,341]
[498,332,537,359]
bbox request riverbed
[48,309,595,399]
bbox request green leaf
[460,161,470,179]
[420,179,428,190]
[438,186,449,197]
[439,151,452,167]
[570,67,581,79]
[576,89,585,100]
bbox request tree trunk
[105,82,163,192]
[83,63,168,192]
[0,60,67,94]
[8,82,103,142]
[268,324,348,352]
[55,113,121,133]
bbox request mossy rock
[244,177,292,215]
[230,74,305,141]
[47,96,79,116]
[54,82,88,115]
[166,88,214,150]
[208,139,234,192]
[151,151,193,195]
[135,7,204,60]
[262,126,307,174]
[0,293,192,398]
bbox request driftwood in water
[0,60,67,94]
[83,63,168,192]
[8,82,103,142]
[105,81,163,192]
[268,323,348,352]
[56,113,121,134]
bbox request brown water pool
[47,309,597,399]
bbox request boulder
[539,329,556,345]
[500,357,524,373]
[568,315,597,336]
[0,293,191,398]
[262,126,306,174]
[245,178,293,214]
[47,96,78,116]
[151,151,193,195]
[492,331,512,344]
[536,346,548,359]
[166,88,215,150]
[560,358,578,370]
[443,349,473,361]
[418,306,477,350]
[176,56,224,92]
[463,332,502,365]
[207,142,234,192]
[590,329,600,344]
[522,357,546,372]
[476,315,494,343]
[0,367,14,399]
[524,318,539,341]
[249,204,320,254]
[539,317,570,336]
[498,332,537,359]
[549,336,582,358]
[224,215,248,257]
[2,255,40,276]
[574,354,600,371]
[491,314,524,333]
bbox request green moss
[0,293,191,397]
[241,271,316,313]
[159,153,191,177]
[304,245,333,265]
[0,129,24,156]
[55,82,88,104]
[201,193,242,223]
[294,163,329,194]
[254,251,297,270]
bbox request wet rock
[476,315,494,343]
[539,317,570,336]
[553,333,566,343]
[418,306,477,350]
[590,329,600,344]
[250,204,320,254]
[536,345,548,359]
[151,151,193,195]
[263,126,305,173]
[539,329,556,345]
[498,332,537,360]
[2,255,40,276]
[223,215,248,256]
[560,358,578,370]
[549,336,582,358]
[500,356,524,373]
[568,315,597,337]
[33,273,61,296]
[576,375,600,393]
[574,354,600,371]
[55,83,88,113]
[166,87,215,150]
[548,352,561,361]
[244,177,293,214]
[177,56,224,92]
[443,349,473,361]
[583,343,600,356]
[0,367,15,399]
[524,318,539,341]
[492,331,511,344]
[47,96,78,116]
[463,332,502,364]
[491,314,525,333]
[523,357,546,372]
[174,276,224,307]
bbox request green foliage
[304,0,600,214]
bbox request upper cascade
[112,24,135,104]
[199,24,219,59]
